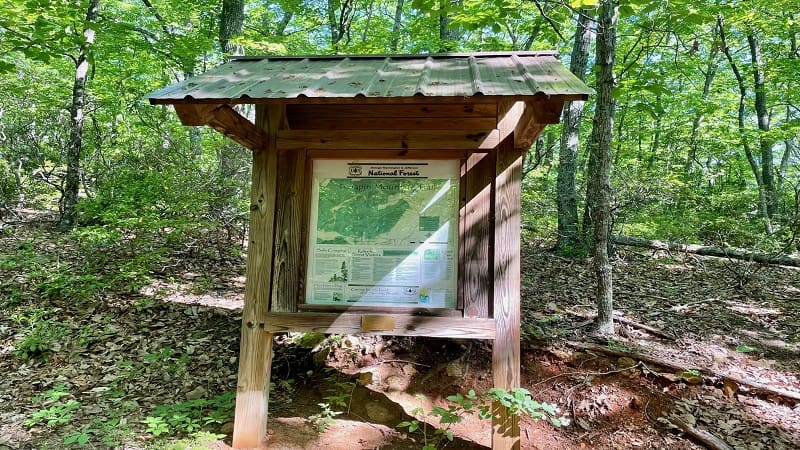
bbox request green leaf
[736,345,757,353]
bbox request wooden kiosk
[147,52,590,449]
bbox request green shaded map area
[315,178,450,244]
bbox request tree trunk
[588,0,618,335]
[360,0,375,43]
[437,0,460,52]
[748,33,777,218]
[219,0,245,55]
[685,48,719,175]
[718,16,773,234]
[275,11,293,36]
[646,94,662,170]
[327,0,355,52]
[58,0,99,231]
[556,8,592,252]
[390,0,405,52]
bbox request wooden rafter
[173,104,269,151]
[498,100,564,151]
[277,129,500,150]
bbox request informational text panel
[305,160,459,308]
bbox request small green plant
[33,265,110,302]
[64,417,127,447]
[12,315,68,360]
[321,368,356,409]
[144,416,171,437]
[683,368,702,377]
[307,402,342,433]
[146,392,235,437]
[484,388,568,427]
[64,427,94,446]
[160,431,227,450]
[306,369,355,433]
[25,399,81,428]
[398,389,568,449]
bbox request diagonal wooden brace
[173,104,268,151]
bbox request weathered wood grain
[232,104,283,449]
[286,103,497,119]
[288,117,497,130]
[262,313,496,339]
[462,151,495,318]
[492,135,523,450]
[271,148,306,312]
[173,103,221,126]
[297,304,463,316]
[207,105,268,151]
[277,130,500,150]
[306,149,471,160]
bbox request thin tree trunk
[328,0,354,52]
[748,33,777,218]
[782,33,797,182]
[647,94,662,170]
[360,0,375,43]
[685,47,719,175]
[588,0,618,335]
[719,16,773,234]
[58,0,99,231]
[275,11,293,36]
[390,0,405,52]
[556,8,592,252]
[328,0,341,50]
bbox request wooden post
[232,104,284,449]
[491,134,523,450]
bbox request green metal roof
[147,51,592,104]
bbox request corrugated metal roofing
[147,51,591,104]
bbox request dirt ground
[1,223,799,449]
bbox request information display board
[305,159,460,308]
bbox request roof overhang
[147,52,592,152]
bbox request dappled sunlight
[138,276,245,311]
[724,301,783,317]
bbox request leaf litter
[1,223,799,449]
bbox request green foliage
[306,369,357,433]
[11,309,68,360]
[34,264,110,302]
[158,431,228,450]
[63,417,125,447]
[399,389,568,449]
[145,392,236,437]
[25,385,81,429]
[307,402,343,433]
[321,368,356,410]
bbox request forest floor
[1,220,799,449]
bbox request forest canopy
[0,0,798,254]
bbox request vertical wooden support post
[491,135,523,450]
[462,150,496,319]
[232,104,284,449]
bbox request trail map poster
[305,160,459,308]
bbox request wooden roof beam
[276,129,500,150]
[497,100,564,151]
[173,104,269,151]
